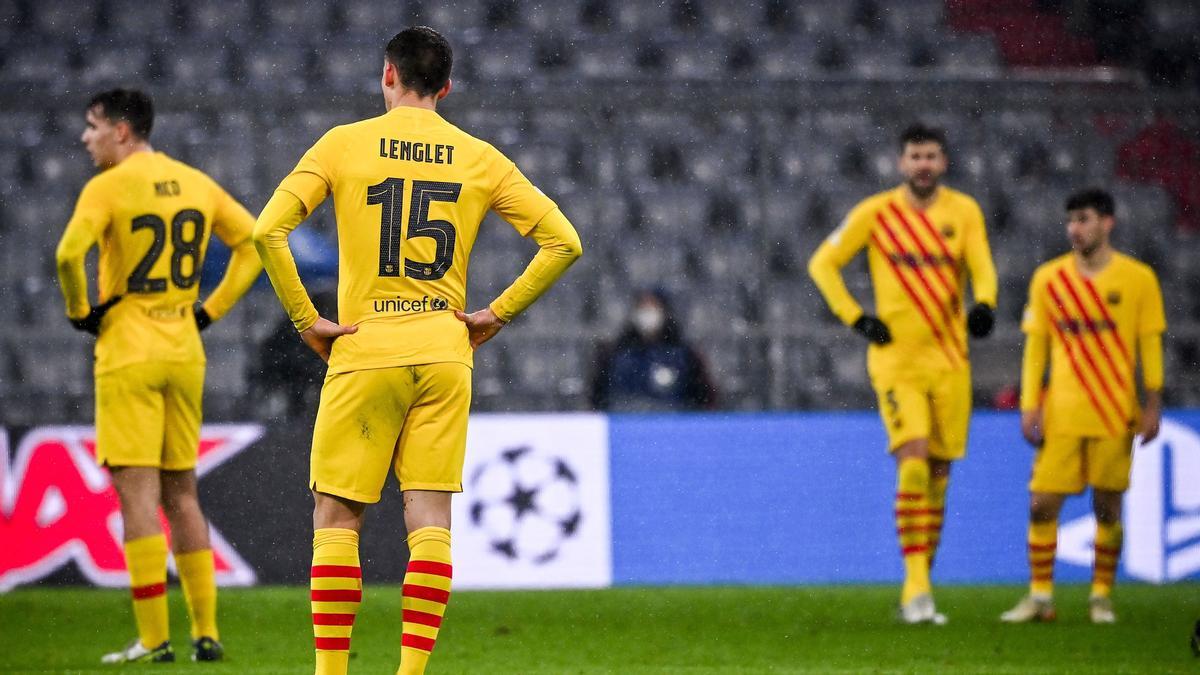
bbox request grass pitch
[0,584,1195,673]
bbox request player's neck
[384,88,438,113]
[112,142,153,166]
[1074,244,1114,277]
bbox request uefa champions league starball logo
[467,446,583,564]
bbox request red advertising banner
[0,424,262,591]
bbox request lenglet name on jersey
[378,138,455,164]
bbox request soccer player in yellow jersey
[808,124,998,624]
[54,89,262,663]
[1001,189,1164,625]
[252,28,581,675]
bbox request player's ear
[436,79,452,101]
[113,119,132,144]
[382,59,396,88]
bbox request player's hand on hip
[852,315,892,344]
[455,307,506,349]
[1021,408,1044,447]
[300,316,358,363]
[68,295,123,336]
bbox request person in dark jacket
[590,289,716,411]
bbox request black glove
[852,315,892,345]
[194,304,213,331]
[69,295,123,336]
[967,303,995,338]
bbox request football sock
[1091,521,1122,598]
[895,457,932,605]
[176,548,219,640]
[398,527,453,675]
[926,474,949,567]
[1028,520,1057,598]
[311,528,362,675]
[125,533,170,649]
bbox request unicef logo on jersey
[1057,418,1200,582]
[372,295,449,313]
[467,446,583,565]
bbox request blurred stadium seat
[1,0,1198,420]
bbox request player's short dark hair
[385,27,453,98]
[899,123,947,153]
[88,89,154,139]
[1065,188,1115,216]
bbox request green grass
[0,584,1196,673]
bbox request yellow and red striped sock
[926,474,948,568]
[125,533,170,649]
[311,528,361,675]
[176,549,218,640]
[1028,521,1057,597]
[895,457,931,605]
[398,527,452,675]
[1092,521,1122,598]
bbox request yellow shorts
[95,361,204,471]
[310,362,472,503]
[872,367,971,460]
[1029,433,1134,494]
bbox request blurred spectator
[589,289,717,411]
[1117,117,1200,230]
[249,288,336,417]
[992,383,1020,411]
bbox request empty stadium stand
[1,0,1198,420]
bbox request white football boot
[1089,595,1116,624]
[999,594,1056,623]
[100,639,174,664]
[899,593,948,625]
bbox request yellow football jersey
[55,151,258,375]
[808,185,998,379]
[1021,252,1166,437]
[271,106,558,374]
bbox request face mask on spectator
[633,305,665,338]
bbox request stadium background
[2,1,1200,667]
[1,0,1199,420]
[2,1,1200,668]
